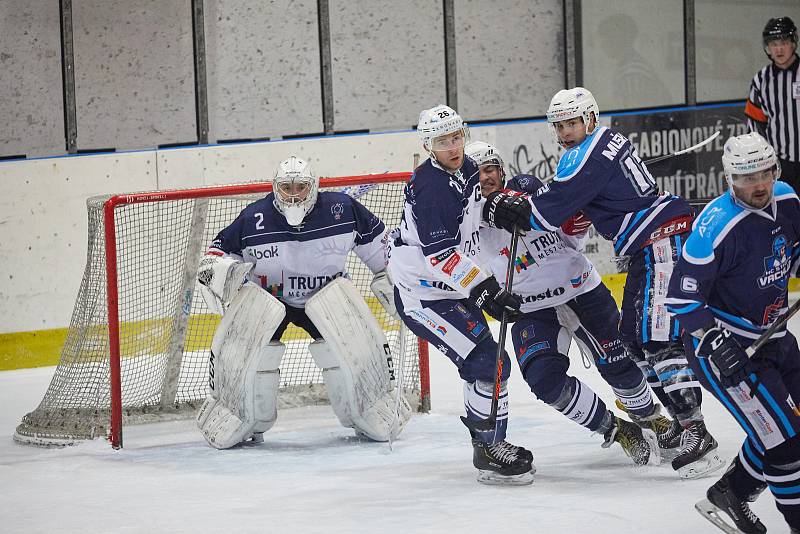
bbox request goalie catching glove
[483,191,532,233]
[197,255,254,314]
[469,276,522,322]
[697,327,752,388]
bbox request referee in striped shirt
[746,17,800,193]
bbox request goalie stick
[461,225,521,434]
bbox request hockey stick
[461,225,521,434]
[388,323,408,450]
[746,298,800,358]
[541,131,721,184]
[743,298,800,395]
[643,130,721,165]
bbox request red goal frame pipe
[102,172,427,448]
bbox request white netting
[15,176,426,447]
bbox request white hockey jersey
[207,191,387,308]
[478,174,602,313]
[389,157,490,307]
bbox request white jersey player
[389,105,535,485]
[468,141,676,466]
[194,155,411,449]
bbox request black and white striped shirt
[746,54,800,163]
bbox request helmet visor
[430,131,466,151]
[730,167,777,186]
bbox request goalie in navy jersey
[503,87,723,479]
[667,133,800,534]
[193,155,411,449]
[468,141,680,467]
[388,105,535,486]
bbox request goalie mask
[546,87,600,149]
[273,155,319,226]
[417,105,469,160]
[721,133,780,210]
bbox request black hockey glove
[469,276,522,322]
[698,327,752,388]
[483,192,532,233]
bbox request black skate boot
[695,473,767,533]
[472,439,535,486]
[601,415,656,466]
[671,420,725,479]
[619,401,682,456]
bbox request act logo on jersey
[331,203,344,220]
[758,235,791,290]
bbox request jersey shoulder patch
[508,173,545,195]
[684,193,744,264]
[554,126,610,182]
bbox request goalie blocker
[197,277,411,448]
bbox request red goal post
[15,172,430,449]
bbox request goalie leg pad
[306,277,411,442]
[196,284,286,449]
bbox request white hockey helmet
[546,87,600,146]
[417,104,469,151]
[722,133,780,206]
[465,141,506,182]
[272,155,319,226]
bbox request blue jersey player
[667,134,800,534]
[389,105,535,485]
[509,87,723,478]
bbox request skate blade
[677,451,726,480]
[642,429,662,466]
[695,498,742,533]
[476,469,535,486]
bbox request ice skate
[695,473,766,533]
[672,421,725,479]
[601,414,660,466]
[472,439,535,486]
[618,400,682,458]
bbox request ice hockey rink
[3,311,798,534]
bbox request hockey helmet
[417,105,469,151]
[465,141,507,183]
[546,87,600,147]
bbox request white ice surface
[3,316,798,534]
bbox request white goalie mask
[417,104,470,155]
[272,155,319,226]
[465,141,506,184]
[546,87,600,147]
[721,133,780,209]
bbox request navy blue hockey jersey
[389,156,491,303]
[527,126,693,256]
[666,182,800,343]
[208,191,387,307]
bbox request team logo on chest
[758,235,791,290]
[331,203,344,220]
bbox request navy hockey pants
[395,288,511,443]
[686,331,800,528]
[621,233,703,421]
[511,283,650,428]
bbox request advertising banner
[610,103,749,207]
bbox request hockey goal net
[15,172,429,448]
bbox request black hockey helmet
[762,17,797,46]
